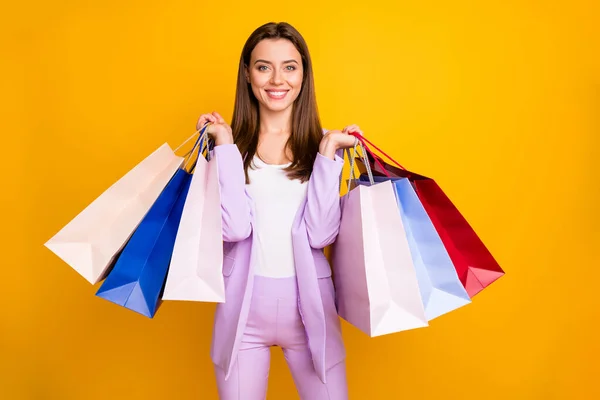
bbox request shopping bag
[44,142,186,284]
[352,133,504,297]
[330,145,428,337]
[95,168,193,317]
[357,174,471,320]
[162,132,225,303]
[95,133,204,318]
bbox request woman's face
[246,38,304,113]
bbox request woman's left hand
[319,124,363,159]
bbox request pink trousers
[214,275,348,400]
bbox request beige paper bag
[45,143,185,284]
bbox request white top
[246,155,308,278]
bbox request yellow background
[2,0,599,399]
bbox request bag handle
[341,139,374,195]
[184,124,214,173]
[175,129,202,154]
[348,132,406,172]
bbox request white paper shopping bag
[163,137,224,303]
[331,145,428,337]
[45,142,186,284]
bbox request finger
[212,111,226,124]
[348,126,363,138]
[342,125,357,134]
[346,124,360,133]
[205,124,218,136]
[206,114,218,124]
[197,114,216,130]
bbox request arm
[303,147,345,249]
[212,144,252,242]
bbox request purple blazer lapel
[291,150,345,383]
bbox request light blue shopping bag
[358,174,472,320]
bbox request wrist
[319,137,338,159]
[214,133,234,146]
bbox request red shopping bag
[352,133,504,297]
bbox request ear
[244,65,250,83]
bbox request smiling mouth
[265,90,289,100]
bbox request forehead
[251,38,301,62]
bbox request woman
[197,22,361,400]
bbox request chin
[262,100,294,113]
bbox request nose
[270,69,283,85]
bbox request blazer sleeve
[212,144,252,242]
[303,151,345,249]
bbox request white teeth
[268,91,286,96]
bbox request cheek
[290,72,303,89]
[250,83,262,99]
[248,78,265,99]
[250,72,269,88]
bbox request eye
[285,65,296,71]
[257,65,269,71]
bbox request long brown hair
[231,22,323,183]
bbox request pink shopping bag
[330,146,428,337]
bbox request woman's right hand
[196,112,234,145]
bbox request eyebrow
[253,59,299,65]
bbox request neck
[258,104,293,135]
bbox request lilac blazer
[209,143,345,384]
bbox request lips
[265,90,289,100]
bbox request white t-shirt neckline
[252,155,292,169]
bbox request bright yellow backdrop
[2,0,599,399]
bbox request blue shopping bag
[95,167,192,317]
[358,174,472,321]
